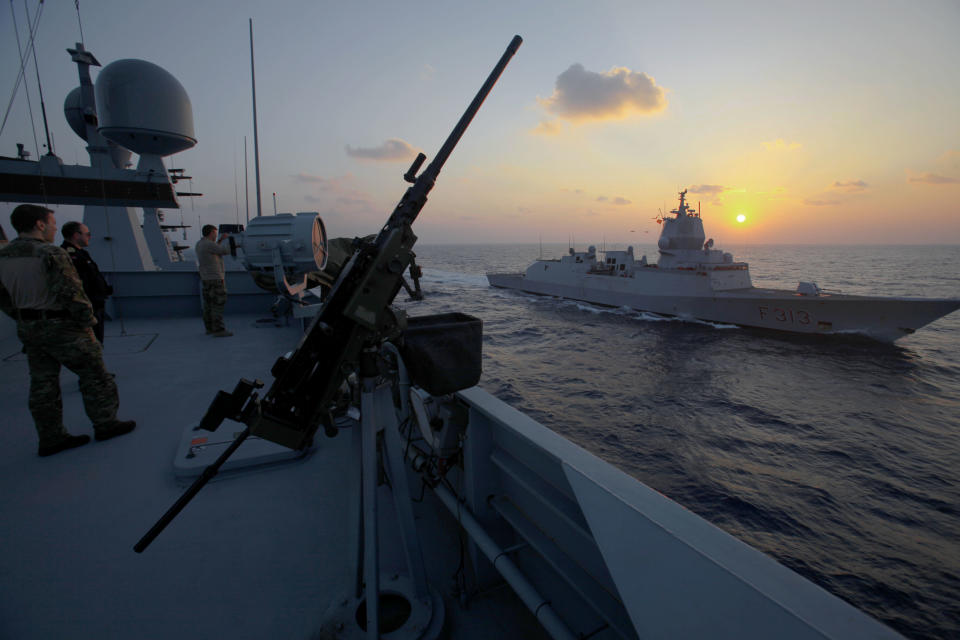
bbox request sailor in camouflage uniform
[0,205,136,457]
[195,224,232,337]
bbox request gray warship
[487,190,960,342]
[0,19,910,640]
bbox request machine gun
[135,35,522,553]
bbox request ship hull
[487,271,960,342]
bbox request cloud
[762,139,802,152]
[531,120,563,136]
[688,184,727,196]
[293,172,327,183]
[937,149,960,169]
[345,138,418,161]
[803,198,840,206]
[420,64,435,81]
[595,195,631,205]
[293,173,375,211]
[832,180,868,191]
[908,172,959,185]
[537,63,667,122]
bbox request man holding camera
[195,224,232,337]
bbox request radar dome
[65,86,133,168]
[63,87,87,141]
[94,59,196,156]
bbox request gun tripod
[321,345,443,640]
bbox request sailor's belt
[17,308,69,320]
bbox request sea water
[397,243,960,640]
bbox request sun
[736,214,746,223]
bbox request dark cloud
[596,196,608,202]
[908,172,960,185]
[345,138,417,161]
[832,180,868,191]
[538,63,667,122]
[612,197,631,205]
[688,184,726,195]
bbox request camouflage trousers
[17,319,119,446]
[201,279,227,332]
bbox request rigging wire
[1,0,44,150]
[74,0,85,46]
[25,0,53,155]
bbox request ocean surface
[396,243,960,640]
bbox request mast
[249,18,263,218]
[244,136,250,224]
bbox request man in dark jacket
[61,221,112,343]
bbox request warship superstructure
[487,190,960,342]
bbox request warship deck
[0,314,544,640]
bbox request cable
[2,1,44,154]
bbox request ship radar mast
[672,189,693,217]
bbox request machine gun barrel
[250,35,523,448]
[388,34,523,229]
[134,428,252,553]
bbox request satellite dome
[94,58,196,156]
[65,86,133,168]
[63,87,87,141]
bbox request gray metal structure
[488,190,960,341]
[0,43,274,318]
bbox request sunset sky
[1,0,958,245]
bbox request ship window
[619,264,625,271]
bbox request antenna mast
[249,19,263,218]
[243,136,250,224]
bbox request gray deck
[0,314,543,640]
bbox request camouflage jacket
[0,237,95,325]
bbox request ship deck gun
[135,35,522,553]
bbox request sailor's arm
[45,247,95,325]
[0,279,14,319]
[212,233,231,256]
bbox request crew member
[0,205,136,457]
[195,224,232,337]
[61,221,112,343]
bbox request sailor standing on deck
[61,221,112,343]
[195,224,232,337]
[0,205,136,457]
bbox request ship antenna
[243,136,250,224]
[233,143,240,224]
[249,18,263,218]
